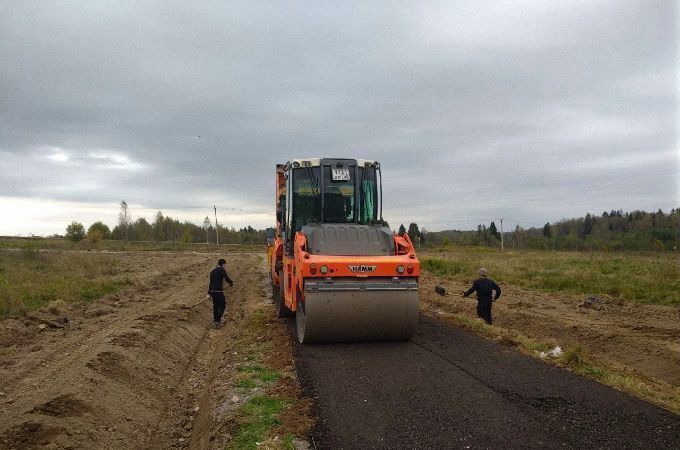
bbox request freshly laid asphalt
[292,315,680,449]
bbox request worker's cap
[218,258,226,266]
[479,268,488,277]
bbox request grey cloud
[0,1,676,234]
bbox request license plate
[332,168,350,181]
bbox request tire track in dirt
[2,260,204,401]
[147,253,261,449]
[0,252,259,450]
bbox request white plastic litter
[547,346,563,358]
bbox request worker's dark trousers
[477,301,492,325]
[210,291,226,323]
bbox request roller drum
[296,277,419,344]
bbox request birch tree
[203,216,211,244]
[119,200,131,241]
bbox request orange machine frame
[270,163,420,312]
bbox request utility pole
[214,205,219,246]
[500,218,504,251]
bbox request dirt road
[0,251,305,449]
[294,315,680,449]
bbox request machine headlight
[320,265,328,274]
[397,265,405,273]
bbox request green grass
[0,250,132,318]
[234,365,280,388]
[230,395,287,450]
[228,304,302,448]
[282,434,296,449]
[422,247,680,305]
[229,306,291,448]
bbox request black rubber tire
[271,279,279,303]
[296,299,306,343]
[275,269,294,318]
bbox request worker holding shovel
[463,268,501,325]
[208,258,234,328]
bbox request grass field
[0,237,260,319]
[0,249,132,318]
[0,237,261,253]
[422,247,680,305]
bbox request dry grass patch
[0,249,132,318]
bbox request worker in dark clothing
[463,268,501,325]
[208,258,234,328]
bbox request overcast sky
[1,1,677,236]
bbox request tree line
[63,204,680,251]
[423,209,680,251]
[65,201,266,245]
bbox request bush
[87,221,111,240]
[653,239,665,251]
[560,346,586,368]
[65,221,86,242]
[422,258,468,277]
[87,229,104,243]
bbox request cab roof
[285,158,378,168]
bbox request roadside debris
[578,296,606,311]
[547,346,563,357]
[435,286,449,296]
[292,438,312,450]
[28,314,70,329]
[538,346,563,359]
[47,299,70,316]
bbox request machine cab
[277,158,385,254]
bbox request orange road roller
[269,158,420,343]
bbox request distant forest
[66,207,680,251]
[422,209,680,251]
[65,208,265,246]
[110,211,265,245]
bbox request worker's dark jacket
[464,277,501,303]
[208,266,233,293]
